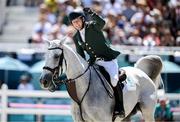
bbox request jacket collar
[85,22,91,28]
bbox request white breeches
[95,59,119,87]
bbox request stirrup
[112,111,125,121]
[114,110,125,118]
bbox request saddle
[65,65,127,104]
[98,65,127,88]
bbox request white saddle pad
[123,77,137,92]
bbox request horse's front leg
[71,102,85,122]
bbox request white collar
[79,27,85,33]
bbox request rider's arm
[91,13,105,30]
[88,56,96,66]
[73,37,86,59]
[83,8,105,30]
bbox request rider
[68,8,125,118]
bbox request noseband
[42,46,113,122]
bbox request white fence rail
[0,43,180,55]
[0,84,71,122]
[0,84,180,122]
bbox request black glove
[87,58,95,66]
[83,7,94,15]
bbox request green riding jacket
[73,12,120,63]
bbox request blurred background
[0,0,180,122]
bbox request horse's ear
[43,37,51,47]
[59,36,67,45]
[46,40,56,49]
[46,40,51,46]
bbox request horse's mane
[62,44,88,68]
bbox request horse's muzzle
[39,73,53,88]
[40,79,49,88]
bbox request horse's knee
[140,105,155,121]
[71,104,84,122]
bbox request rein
[43,47,90,86]
[43,46,113,121]
[43,46,91,121]
[43,47,64,89]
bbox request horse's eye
[54,54,59,59]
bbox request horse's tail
[134,55,163,88]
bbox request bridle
[43,47,64,87]
[43,46,91,121]
[43,47,90,86]
[42,46,113,122]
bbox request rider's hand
[83,7,93,15]
[87,59,95,66]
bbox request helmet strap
[80,17,85,30]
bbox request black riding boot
[113,83,125,119]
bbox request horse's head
[40,39,65,91]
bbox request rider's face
[71,17,83,30]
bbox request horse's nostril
[40,78,44,84]
[40,79,49,88]
[44,80,48,86]
[40,73,52,88]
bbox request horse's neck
[63,45,88,78]
[63,45,89,99]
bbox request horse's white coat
[41,40,163,122]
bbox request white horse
[40,39,163,122]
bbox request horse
[40,39,163,122]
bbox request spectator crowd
[29,0,180,47]
[1,1,179,121]
[155,97,173,121]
